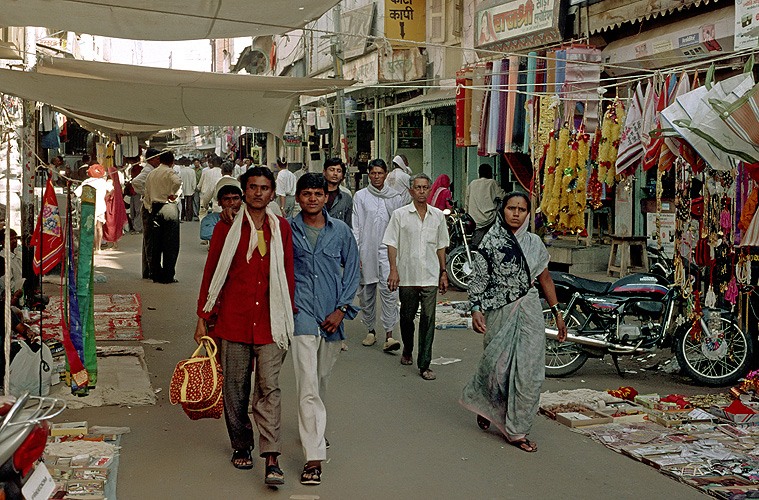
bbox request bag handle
[705,64,715,91]
[178,336,220,404]
[672,119,759,163]
[745,54,755,75]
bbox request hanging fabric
[77,185,98,388]
[615,82,645,175]
[496,59,508,154]
[503,56,518,153]
[563,46,602,133]
[30,178,64,274]
[523,52,538,155]
[456,71,466,147]
[470,65,486,146]
[63,192,89,394]
[487,62,501,155]
[477,62,493,156]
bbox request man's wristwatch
[338,305,348,313]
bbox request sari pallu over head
[468,206,532,312]
[427,174,452,210]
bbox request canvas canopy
[0,0,340,40]
[0,57,353,136]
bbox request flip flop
[507,438,537,453]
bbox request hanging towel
[615,82,645,175]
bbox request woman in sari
[427,174,452,210]
[460,192,567,453]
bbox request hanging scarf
[103,166,128,242]
[468,210,531,311]
[203,207,294,349]
[77,185,98,389]
[63,192,88,394]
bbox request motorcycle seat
[550,271,613,295]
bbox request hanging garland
[588,126,603,209]
[569,132,591,232]
[539,130,558,221]
[598,100,625,187]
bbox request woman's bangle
[471,305,481,312]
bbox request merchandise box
[597,402,650,423]
[650,409,719,428]
[555,407,613,428]
[710,404,759,425]
[50,421,88,437]
[634,394,660,409]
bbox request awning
[0,57,353,137]
[384,88,456,116]
[583,0,720,34]
[601,6,734,76]
[0,0,340,40]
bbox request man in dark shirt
[323,158,352,227]
[195,166,294,486]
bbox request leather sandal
[300,464,322,485]
[265,463,285,485]
[231,446,253,469]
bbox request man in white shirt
[386,155,412,204]
[198,155,223,221]
[384,173,449,380]
[180,160,198,222]
[276,159,297,217]
[132,148,161,278]
[352,158,405,352]
[466,163,506,246]
[143,150,182,283]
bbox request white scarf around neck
[203,206,294,349]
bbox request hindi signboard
[385,0,426,48]
[475,0,563,51]
[736,0,759,51]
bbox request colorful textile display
[103,165,128,244]
[30,177,64,275]
[615,82,644,176]
[77,185,98,388]
[562,46,602,133]
[63,191,88,394]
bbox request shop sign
[384,0,426,48]
[342,49,426,84]
[475,0,562,51]
[735,0,759,51]
[284,135,303,147]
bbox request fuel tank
[608,273,669,300]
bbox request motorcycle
[0,392,65,499]
[542,246,754,386]
[443,203,476,290]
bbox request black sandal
[300,464,322,485]
[231,447,254,469]
[507,438,537,453]
[477,415,491,430]
[265,463,285,485]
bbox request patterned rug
[39,293,142,341]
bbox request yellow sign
[385,0,426,48]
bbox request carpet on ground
[51,346,156,409]
[39,294,142,341]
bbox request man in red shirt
[195,166,294,486]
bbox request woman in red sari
[427,174,452,210]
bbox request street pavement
[57,222,713,499]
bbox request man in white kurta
[198,155,223,221]
[352,159,405,351]
[276,164,297,217]
[386,155,412,205]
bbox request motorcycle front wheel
[446,246,473,291]
[543,308,588,377]
[675,312,753,386]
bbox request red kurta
[197,215,294,344]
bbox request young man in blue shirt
[288,173,360,486]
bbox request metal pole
[21,28,37,300]
[331,5,349,163]
[4,131,11,395]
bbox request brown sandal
[300,464,321,485]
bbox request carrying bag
[169,336,223,420]
[660,59,759,170]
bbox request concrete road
[60,223,711,499]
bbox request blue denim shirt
[289,210,360,342]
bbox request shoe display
[362,333,376,346]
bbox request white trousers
[291,335,341,462]
[359,280,399,333]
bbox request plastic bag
[9,341,53,397]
